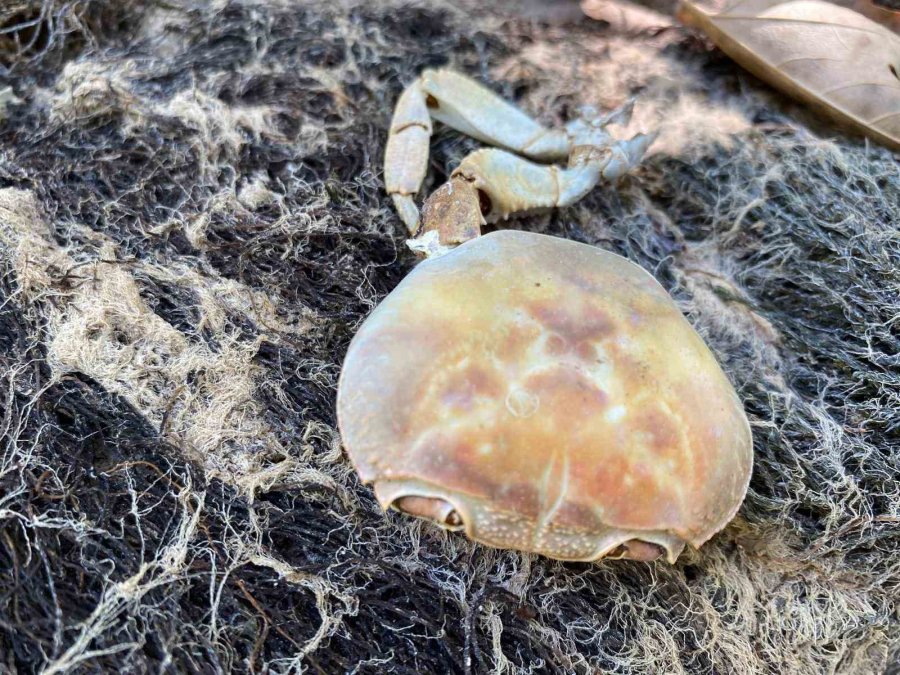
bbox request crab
[336,69,753,562]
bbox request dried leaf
[694,0,900,31]
[846,0,900,32]
[581,0,674,32]
[679,0,900,150]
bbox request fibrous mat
[0,0,898,673]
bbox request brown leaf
[580,0,674,32]
[678,0,900,150]
[847,0,900,32]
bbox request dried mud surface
[0,1,898,673]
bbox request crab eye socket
[608,539,666,561]
[393,496,463,529]
[476,188,492,217]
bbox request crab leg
[418,69,573,161]
[420,132,653,236]
[385,69,576,233]
[384,80,433,234]
[385,68,653,237]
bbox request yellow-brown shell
[337,231,752,562]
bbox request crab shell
[337,231,752,562]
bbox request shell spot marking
[589,455,638,516]
[548,500,605,531]
[505,387,540,418]
[633,406,682,461]
[528,301,616,344]
[574,341,597,361]
[523,369,608,421]
[415,434,501,496]
[437,363,504,412]
[545,334,568,356]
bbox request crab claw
[597,97,637,128]
[565,97,641,150]
[601,131,657,181]
[392,194,422,234]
